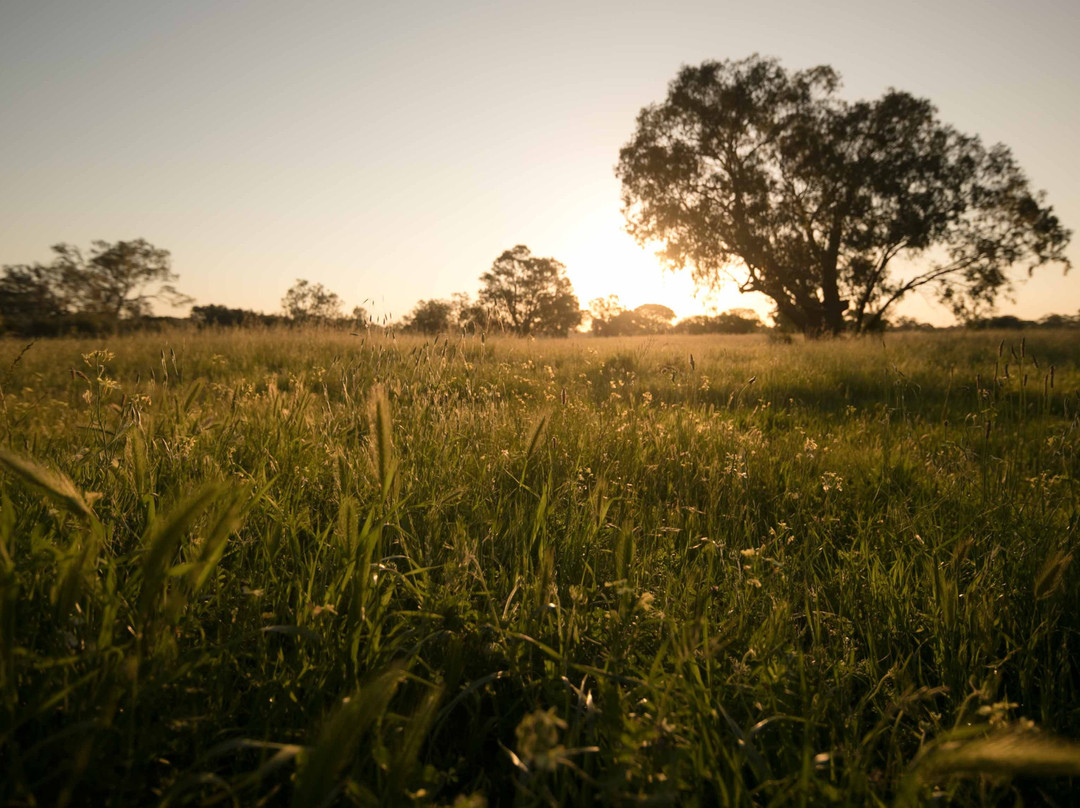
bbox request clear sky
[2,0,1078,324]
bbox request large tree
[0,264,69,322]
[616,55,1071,336]
[0,239,189,329]
[53,239,189,318]
[479,245,581,336]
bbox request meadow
[0,327,1078,807]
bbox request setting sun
[558,207,766,323]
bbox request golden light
[558,208,759,322]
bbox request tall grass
[0,328,1077,806]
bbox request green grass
[0,328,1078,806]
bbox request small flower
[514,708,568,772]
[821,472,844,493]
[82,349,115,367]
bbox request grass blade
[138,485,222,619]
[292,667,405,808]
[0,448,94,519]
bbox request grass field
[1,328,1078,807]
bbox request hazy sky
[2,0,1078,324]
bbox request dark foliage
[970,311,1080,329]
[191,304,284,328]
[402,299,454,334]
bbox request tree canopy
[478,245,581,336]
[588,297,677,336]
[0,239,189,333]
[281,279,342,322]
[57,240,188,318]
[403,298,454,334]
[617,55,1072,336]
[672,309,762,335]
[192,304,281,328]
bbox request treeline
[3,238,1078,338]
[884,313,1080,332]
[967,313,1080,329]
[0,241,586,338]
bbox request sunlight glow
[558,208,767,322]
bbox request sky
[1,0,1078,325]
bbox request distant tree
[671,315,709,335]
[970,314,1032,330]
[2,239,188,322]
[590,299,677,336]
[588,295,625,335]
[192,304,245,327]
[1038,311,1080,328]
[450,293,501,333]
[725,307,763,324]
[674,309,762,334]
[617,55,1071,336]
[715,307,763,333]
[887,315,936,331]
[632,304,677,333]
[191,304,275,327]
[404,298,454,334]
[605,310,648,336]
[282,279,342,323]
[351,306,370,328]
[53,240,190,318]
[0,239,190,334]
[479,245,581,336]
[0,264,69,323]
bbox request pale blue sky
[2,0,1078,323]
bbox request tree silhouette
[589,297,676,336]
[191,304,279,328]
[192,304,252,327]
[0,264,68,323]
[1,240,189,322]
[281,279,342,322]
[404,298,454,334]
[632,304,677,332]
[673,309,762,334]
[617,55,1071,336]
[0,239,190,334]
[478,245,581,336]
[588,295,624,335]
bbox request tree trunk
[820,261,848,336]
[772,296,811,336]
[820,211,849,335]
